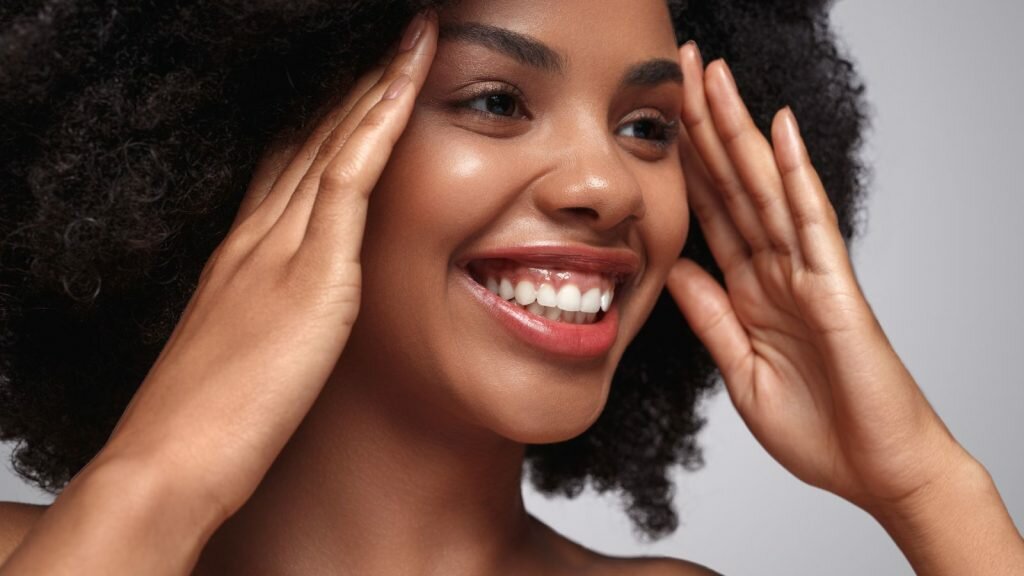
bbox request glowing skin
[4,1,1022,574]
[194,1,700,574]
[193,7,1024,574]
[351,1,687,444]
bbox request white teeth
[499,278,515,301]
[580,288,601,314]
[479,271,615,325]
[514,280,536,305]
[537,284,558,307]
[556,284,582,312]
[515,298,600,325]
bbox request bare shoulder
[527,514,720,576]
[0,502,48,563]
[620,556,722,576]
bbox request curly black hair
[0,0,867,540]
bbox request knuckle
[680,107,707,128]
[779,158,808,180]
[360,106,393,132]
[321,143,380,198]
[712,175,743,200]
[792,205,824,229]
[315,131,348,162]
[719,126,745,149]
[319,162,360,195]
[749,188,778,211]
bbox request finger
[230,10,416,240]
[704,60,803,261]
[290,73,418,268]
[231,65,389,240]
[772,108,849,275]
[666,259,755,409]
[679,42,772,255]
[228,142,295,235]
[269,10,437,252]
[678,122,751,275]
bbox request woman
[0,0,1021,574]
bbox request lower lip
[459,273,620,359]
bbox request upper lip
[457,244,642,282]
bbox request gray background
[3,1,1022,574]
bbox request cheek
[639,163,689,275]
[366,118,513,249]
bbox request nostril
[562,206,600,220]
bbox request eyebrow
[621,59,683,88]
[439,22,682,88]
[440,22,565,73]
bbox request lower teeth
[521,301,597,324]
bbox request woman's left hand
[665,41,970,513]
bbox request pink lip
[456,244,638,359]
[457,244,641,278]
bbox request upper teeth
[487,277,613,314]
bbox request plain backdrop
[2,1,1022,574]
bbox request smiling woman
[1,1,1022,575]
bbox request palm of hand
[667,45,958,510]
[724,235,879,500]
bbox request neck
[196,359,537,575]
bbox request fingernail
[383,74,411,100]
[718,60,737,92]
[399,12,427,52]
[782,106,800,139]
[784,106,799,126]
[685,40,703,68]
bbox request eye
[454,82,529,120]
[617,112,681,149]
[466,93,521,118]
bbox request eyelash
[454,85,680,151]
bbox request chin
[486,405,606,445]
[446,349,622,445]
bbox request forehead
[437,0,679,64]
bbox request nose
[531,129,646,232]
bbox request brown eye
[619,119,661,140]
[617,113,681,150]
[465,92,521,117]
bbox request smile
[458,247,639,358]
[467,260,616,325]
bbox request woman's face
[344,0,688,443]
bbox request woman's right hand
[1,11,438,576]
[105,7,436,519]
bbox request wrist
[867,453,1024,576]
[865,446,987,526]
[1,453,224,575]
[81,446,230,543]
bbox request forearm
[0,454,225,576]
[871,456,1024,576]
